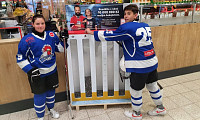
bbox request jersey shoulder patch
[49,32,54,37]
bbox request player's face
[32,18,45,33]
[75,7,81,15]
[85,9,91,17]
[124,10,138,23]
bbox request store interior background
[0,0,199,39]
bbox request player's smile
[32,18,45,33]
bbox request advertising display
[65,3,123,31]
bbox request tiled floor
[1,71,200,120]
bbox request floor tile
[169,84,191,93]
[193,88,200,95]
[168,94,193,107]
[142,91,152,103]
[86,105,107,117]
[157,80,168,88]
[29,115,49,120]
[105,105,124,113]
[181,81,200,90]
[193,79,200,86]
[53,101,68,112]
[142,102,156,113]
[69,109,88,120]
[167,108,194,120]
[182,72,200,81]
[181,91,200,103]
[9,109,29,120]
[149,114,173,120]
[182,104,200,119]
[162,97,179,110]
[141,117,152,120]
[170,75,190,83]
[89,113,110,120]
[195,101,200,108]
[160,77,179,86]
[0,114,10,120]
[162,86,179,97]
[107,109,130,120]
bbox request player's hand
[76,24,81,28]
[85,28,94,35]
[82,19,87,23]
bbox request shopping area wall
[0,22,200,109]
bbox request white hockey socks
[130,88,143,112]
[146,82,163,106]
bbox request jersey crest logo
[25,37,35,44]
[39,44,54,63]
[49,32,54,37]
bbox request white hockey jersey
[93,21,158,73]
[16,31,66,77]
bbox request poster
[65,3,123,31]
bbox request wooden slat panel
[0,41,66,104]
[151,23,200,72]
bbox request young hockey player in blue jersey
[86,4,166,120]
[16,15,68,120]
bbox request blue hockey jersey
[94,21,158,73]
[16,31,67,77]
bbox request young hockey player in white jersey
[85,4,166,120]
[16,15,68,120]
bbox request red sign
[95,0,101,4]
[144,49,155,57]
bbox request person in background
[16,14,68,120]
[70,5,86,30]
[84,8,97,30]
[85,4,166,120]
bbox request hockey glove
[60,29,69,40]
[119,68,131,82]
[27,67,41,83]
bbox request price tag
[146,14,151,19]
[154,14,159,19]
[160,13,165,18]
[168,13,173,18]
[188,11,193,16]
[176,12,181,17]
[180,11,185,16]
[165,12,169,18]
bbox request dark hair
[85,9,92,16]
[74,5,80,9]
[32,14,45,23]
[124,4,139,14]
